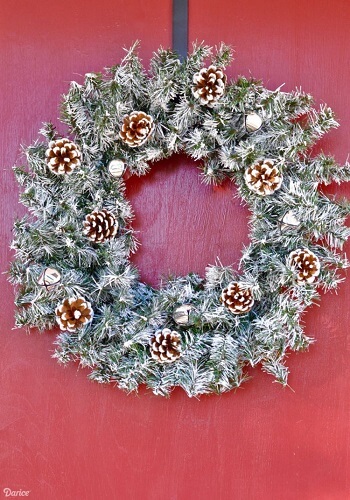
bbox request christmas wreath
[9,42,350,397]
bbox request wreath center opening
[126,153,250,287]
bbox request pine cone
[288,248,321,284]
[220,282,255,315]
[192,65,226,106]
[119,111,154,147]
[83,209,118,243]
[45,138,81,175]
[149,328,182,363]
[244,159,283,196]
[55,297,93,332]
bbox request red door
[1,1,350,499]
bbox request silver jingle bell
[173,304,194,326]
[37,267,61,291]
[108,159,125,178]
[279,210,300,232]
[245,113,263,132]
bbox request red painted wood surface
[1,1,350,499]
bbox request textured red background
[1,1,350,499]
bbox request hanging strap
[172,0,188,59]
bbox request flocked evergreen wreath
[9,42,350,397]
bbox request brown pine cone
[45,138,81,175]
[244,159,283,196]
[55,297,93,332]
[119,111,154,147]
[192,65,226,106]
[220,282,255,315]
[149,328,182,363]
[83,209,118,243]
[288,248,321,284]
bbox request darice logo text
[3,489,30,497]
